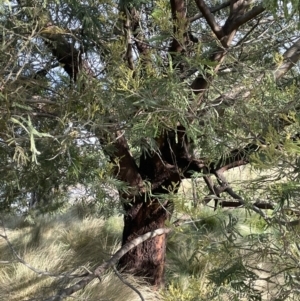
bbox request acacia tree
[2,0,300,290]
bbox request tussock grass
[0,205,159,301]
[1,190,298,301]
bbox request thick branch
[40,25,82,81]
[220,200,275,209]
[124,9,135,70]
[110,133,144,195]
[190,0,256,97]
[234,5,265,29]
[189,1,231,22]
[169,0,189,54]
[221,184,272,222]
[194,0,223,39]
[219,200,300,227]
[24,96,58,105]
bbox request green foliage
[264,0,300,19]
[163,206,300,301]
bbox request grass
[1,168,300,301]
[0,206,159,301]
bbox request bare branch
[24,97,58,105]
[274,38,300,79]
[30,112,58,118]
[234,5,265,29]
[189,1,231,22]
[201,37,300,116]
[194,0,223,39]
[220,200,275,209]
[219,199,300,227]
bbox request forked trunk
[113,127,192,287]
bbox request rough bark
[115,131,186,286]
[119,197,172,287]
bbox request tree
[2,0,300,293]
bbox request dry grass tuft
[0,206,159,301]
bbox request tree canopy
[2,0,300,299]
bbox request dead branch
[43,228,171,301]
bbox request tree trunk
[111,0,267,288]
[116,135,183,287]
[119,197,172,287]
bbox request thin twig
[112,265,145,301]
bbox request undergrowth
[0,205,159,301]
[0,203,298,301]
